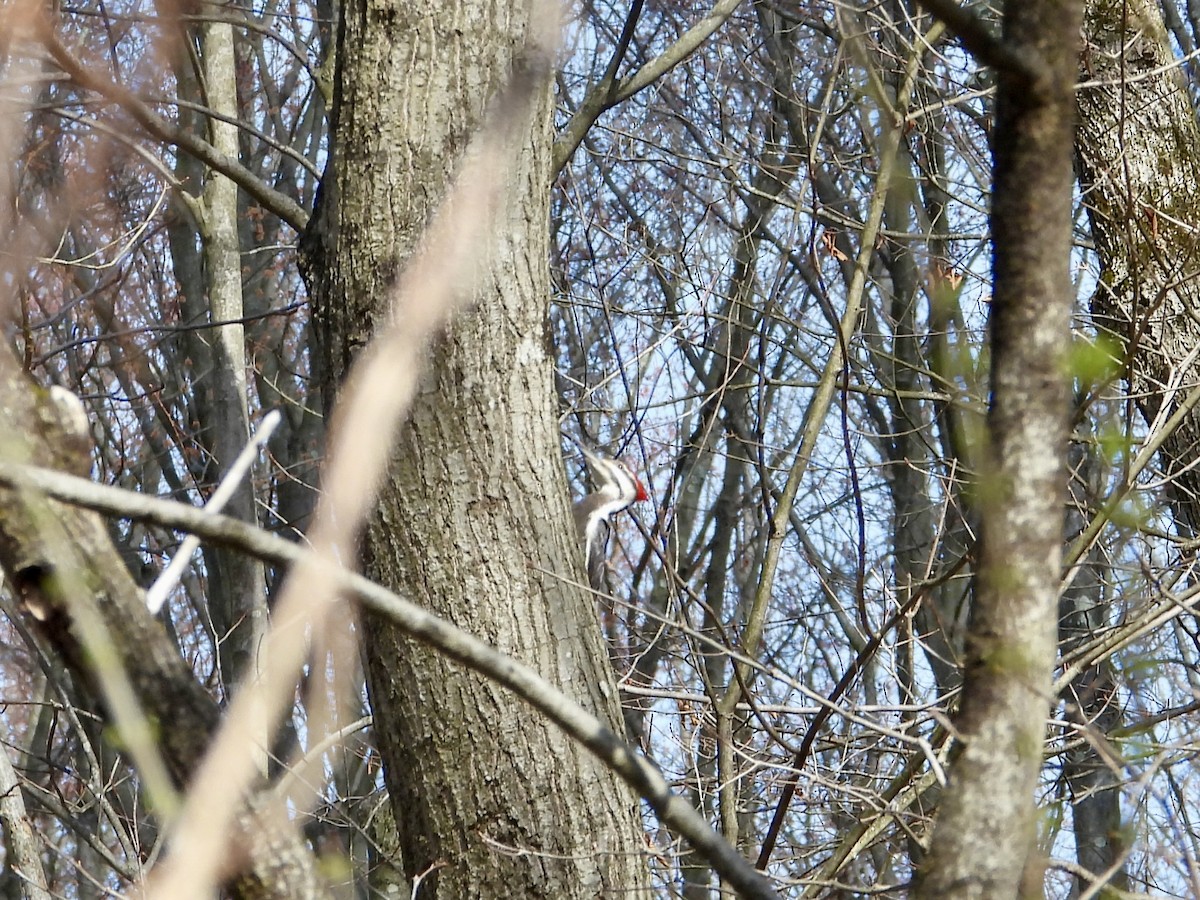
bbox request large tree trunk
[913,1,1082,896]
[1069,0,1200,889]
[1078,0,1200,531]
[299,1,650,896]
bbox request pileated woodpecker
[573,447,649,591]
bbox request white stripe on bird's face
[581,448,641,509]
[575,448,645,589]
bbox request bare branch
[37,23,311,231]
[0,460,782,900]
[0,365,325,899]
[553,0,743,175]
[916,0,1049,84]
[145,410,281,613]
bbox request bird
[573,446,649,592]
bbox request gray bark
[1077,0,1200,534]
[1067,0,1200,889]
[299,0,651,896]
[0,739,51,900]
[149,5,265,688]
[1058,435,1127,895]
[913,1,1082,896]
[195,15,269,692]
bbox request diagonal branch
[0,364,324,899]
[553,0,744,175]
[0,459,783,900]
[916,0,1049,84]
[38,22,310,231]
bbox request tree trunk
[913,1,1082,896]
[1077,0,1200,533]
[1068,0,1200,889]
[195,14,269,692]
[154,4,266,686]
[1060,435,1126,894]
[299,1,651,896]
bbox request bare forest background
[0,0,1197,897]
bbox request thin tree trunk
[156,4,266,688]
[913,1,1082,896]
[197,11,270,709]
[0,740,52,900]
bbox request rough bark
[1077,0,1200,534]
[0,740,51,900]
[299,1,650,896]
[1067,0,1200,888]
[913,1,1082,897]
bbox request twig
[145,410,280,613]
[36,22,310,231]
[553,0,744,175]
